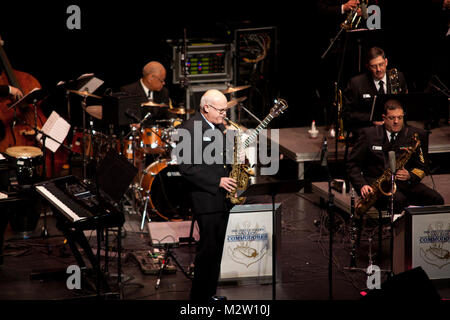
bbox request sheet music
[36,111,71,153]
[77,73,104,93]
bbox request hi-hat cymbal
[221,85,251,94]
[68,90,101,99]
[141,101,169,107]
[85,105,102,119]
[227,96,247,108]
[168,108,195,115]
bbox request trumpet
[341,0,368,30]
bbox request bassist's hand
[9,86,23,100]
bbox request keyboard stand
[57,211,112,295]
[30,209,112,297]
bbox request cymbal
[227,96,247,108]
[221,85,251,94]
[156,118,182,123]
[141,101,169,107]
[85,105,102,120]
[168,108,195,115]
[68,90,101,99]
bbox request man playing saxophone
[346,99,444,215]
[177,89,236,301]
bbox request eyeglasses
[152,75,165,84]
[207,104,227,114]
[369,62,386,70]
[386,115,404,121]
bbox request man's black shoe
[211,295,227,301]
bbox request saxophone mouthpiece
[224,117,240,130]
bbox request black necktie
[390,132,397,143]
[378,80,385,94]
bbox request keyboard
[35,175,124,229]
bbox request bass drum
[139,159,191,221]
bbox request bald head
[141,61,166,92]
[200,89,228,124]
[142,61,165,77]
[200,89,227,109]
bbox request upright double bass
[0,35,66,177]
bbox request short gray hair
[199,89,226,111]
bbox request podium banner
[220,203,281,282]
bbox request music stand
[8,88,47,110]
[240,179,305,300]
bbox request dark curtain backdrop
[0,1,447,128]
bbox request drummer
[120,61,170,122]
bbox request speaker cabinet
[364,267,441,300]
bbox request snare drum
[140,126,165,154]
[5,146,43,185]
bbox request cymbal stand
[237,101,262,124]
[81,94,88,181]
[122,124,140,216]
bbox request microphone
[320,137,328,167]
[141,112,152,124]
[388,151,396,173]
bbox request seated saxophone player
[343,47,408,140]
[176,89,236,301]
[346,99,444,215]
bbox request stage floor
[1,125,449,313]
[1,189,449,304]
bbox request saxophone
[355,133,421,217]
[225,118,253,205]
[225,98,289,205]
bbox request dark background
[0,1,448,129]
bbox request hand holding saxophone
[360,185,373,199]
[395,167,410,181]
[220,177,237,193]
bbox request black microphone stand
[388,166,395,279]
[320,138,335,300]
